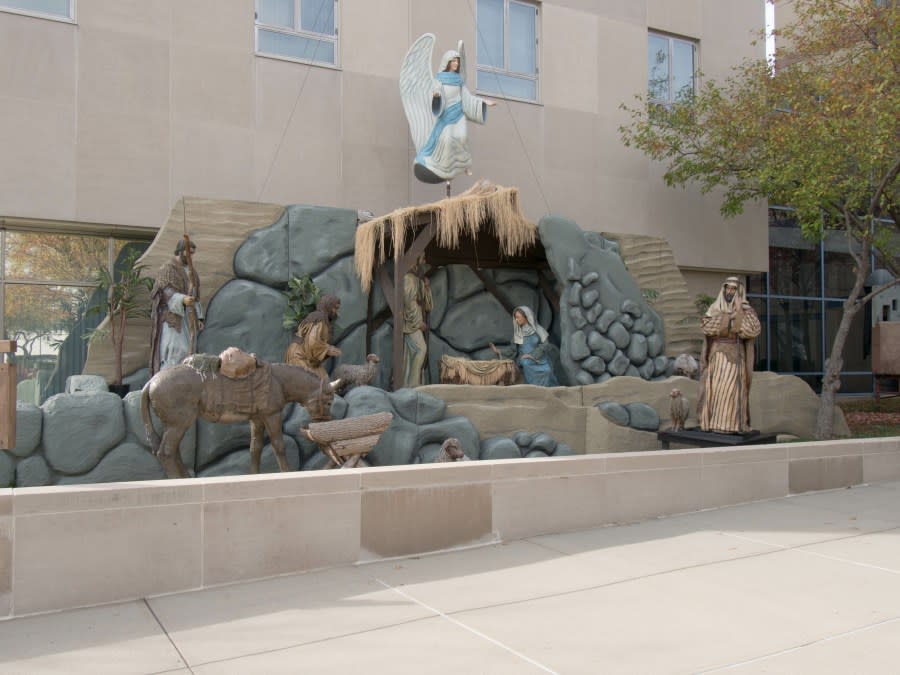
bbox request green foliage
[641,288,660,306]
[620,0,900,257]
[86,249,153,327]
[85,249,152,384]
[282,275,322,331]
[620,0,900,436]
[694,293,715,315]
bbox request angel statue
[400,33,496,184]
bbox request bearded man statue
[284,294,342,380]
[697,276,761,434]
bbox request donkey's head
[307,377,341,422]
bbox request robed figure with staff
[149,237,203,374]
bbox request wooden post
[392,252,404,391]
[0,339,16,450]
[390,218,438,391]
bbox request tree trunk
[112,310,125,386]
[815,259,870,438]
[815,300,860,439]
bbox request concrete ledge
[2,437,897,619]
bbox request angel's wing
[457,40,467,85]
[400,33,437,152]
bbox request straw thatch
[354,181,537,292]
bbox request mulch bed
[844,412,900,426]
[843,411,900,435]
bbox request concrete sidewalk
[1,480,898,674]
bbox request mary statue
[400,33,495,184]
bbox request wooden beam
[369,308,392,335]
[377,266,395,316]
[469,265,516,314]
[392,252,405,391]
[398,220,437,272]
[0,339,16,450]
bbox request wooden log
[0,339,16,450]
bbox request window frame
[475,0,541,104]
[0,218,155,404]
[0,0,75,23]
[254,0,340,69]
[647,31,698,106]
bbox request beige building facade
[0,0,768,279]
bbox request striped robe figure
[697,279,761,434]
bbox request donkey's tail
[141,383,161,455]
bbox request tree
[4,233,107,355]
[620,0,900,439]
[86,249,153,386]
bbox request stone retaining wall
[2,437,897,619]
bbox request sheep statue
[331,353,381,395]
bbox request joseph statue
[149,238,203,375]
[697,276,761,434]
[402,258,433,387]
[284,294,342,380]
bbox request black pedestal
[656,427,778,450]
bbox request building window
[0,0,73,21]
[476,0,539,102]
[746,206,877,394]
[648,32,697,105]
[255,0,338,67]
[1,226,152,404]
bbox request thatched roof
[354,181,537,292]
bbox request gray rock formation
[65,375,108,394]
[15,455,51,487]
[12,401,41,458]
[624,402,660,432]
[198,280,289,364]
[537,215,665,385]
[480,436,521,460]
[198,437,301,477]
[234,205,358,285]
[0,450,13,487]
[41,392,125,474]
[596,401,629,426]
[58,442,166,484]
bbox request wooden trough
[301,411,393,469]
[439,355,521,386]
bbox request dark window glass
[823,230,862,298]
[769,227,821,296]
[749,297,767,370]
[840,374,874,395]
[825,301,870,372]
[746,272,767,295]
[769,298,821,372]
[769,208,799,228]
[824,250,856,298]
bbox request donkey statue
[141,353,340,479]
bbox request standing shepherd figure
[284,294,342,381]
[697,276,761,433]
[149,238,203,375]
[402,257,433,388]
